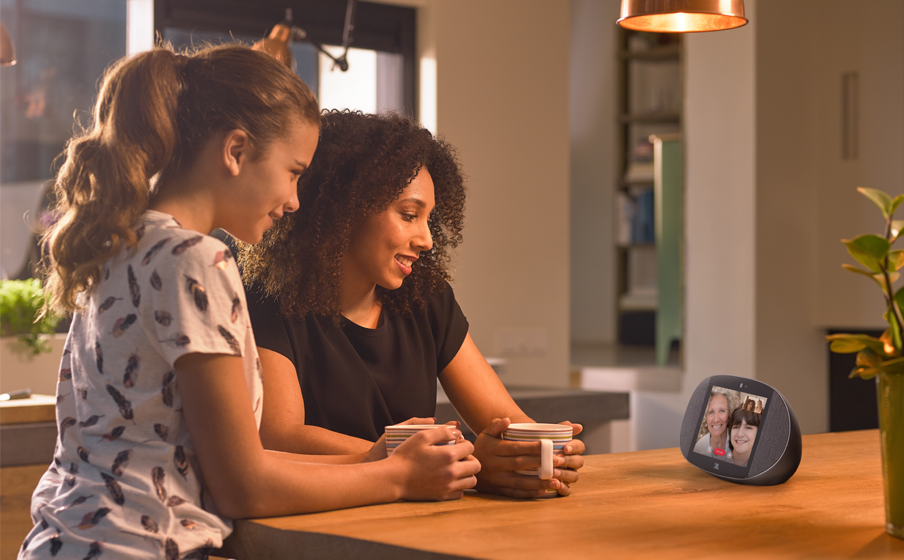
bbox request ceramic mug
[502,423,573,480]
[384,424,456,455]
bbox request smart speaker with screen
[680,375,801,485]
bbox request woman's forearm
[261,422,373,455]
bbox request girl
[21,45,478,560]
[241,110,584,499]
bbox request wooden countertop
[0,394,55,425]
[224,430,903,559]
[435,386,630,444]
[0,395,57,467]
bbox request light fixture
[1,23,16,66]
[252,1,357,72]
[617,0,747,33]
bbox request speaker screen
[690,384,770,476]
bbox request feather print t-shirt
[20,210,263,560]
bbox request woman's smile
[395,254,418,275]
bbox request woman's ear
[222,129,251,177]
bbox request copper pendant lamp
[1,23,16,66]
[617,0,747,33]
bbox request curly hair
[241,110,466,319]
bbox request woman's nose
[415,222,433,251]
[285,191,300,213]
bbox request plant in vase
[826,187,904,540]
[0,278,62,355]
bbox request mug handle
[538,439,553,480]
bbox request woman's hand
[472,418,585,498]
[388,426,480,501]
[553,421,585,496]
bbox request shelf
[619,44,681,61]
[619,179,655,189]
[619,291,658,311]
[620,112,682,124]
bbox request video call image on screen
[693,386,768,468]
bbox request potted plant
[826,187,904,540]
[0,278,61,354]
[0,279,65,396]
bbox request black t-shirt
[246,282,469,441]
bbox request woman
[241,110,584,498]
[22,46,477,560]
[693,387,739,459]
[727,408,761,467]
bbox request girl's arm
[439,333,585,498]
[257,347,373,455]
[176,352,479,519]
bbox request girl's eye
[401,213,417,222]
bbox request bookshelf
[615,30,682,346]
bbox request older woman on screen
[693,387,739,459]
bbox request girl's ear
[222,129,251,177]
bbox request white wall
[753,0,828,434]
[569,0,620,345]
[425,0,572,387]
[812,0,904,328]
[684,0,904,436]
[684,4,758,387]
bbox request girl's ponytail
[42,42,319,314]
[43,48,184,312]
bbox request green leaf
[888,311,902,353]
[851,366,879,380]
[844,265,899,293]
[856,348,882,368]
[889,251,904,272]
[881,272,900,294]
[894,286,904,319]
[842,263,875,277]
[858,187,893,217]
[850,356,904,379]
[890,195,904,219]
[826,333,884,353]
[842,234,890,273]
[892,220,904,243]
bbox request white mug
[502,423,573,480]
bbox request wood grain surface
[0,395,55,425]
[0,464,47,560]
[225,430,904,560]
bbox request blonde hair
[697,387,742,439]
[42,43,319,313]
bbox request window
[0,0,127,279]
[156,0,416,115]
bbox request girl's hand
[388,426,480,501]
[365,417,450,462]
